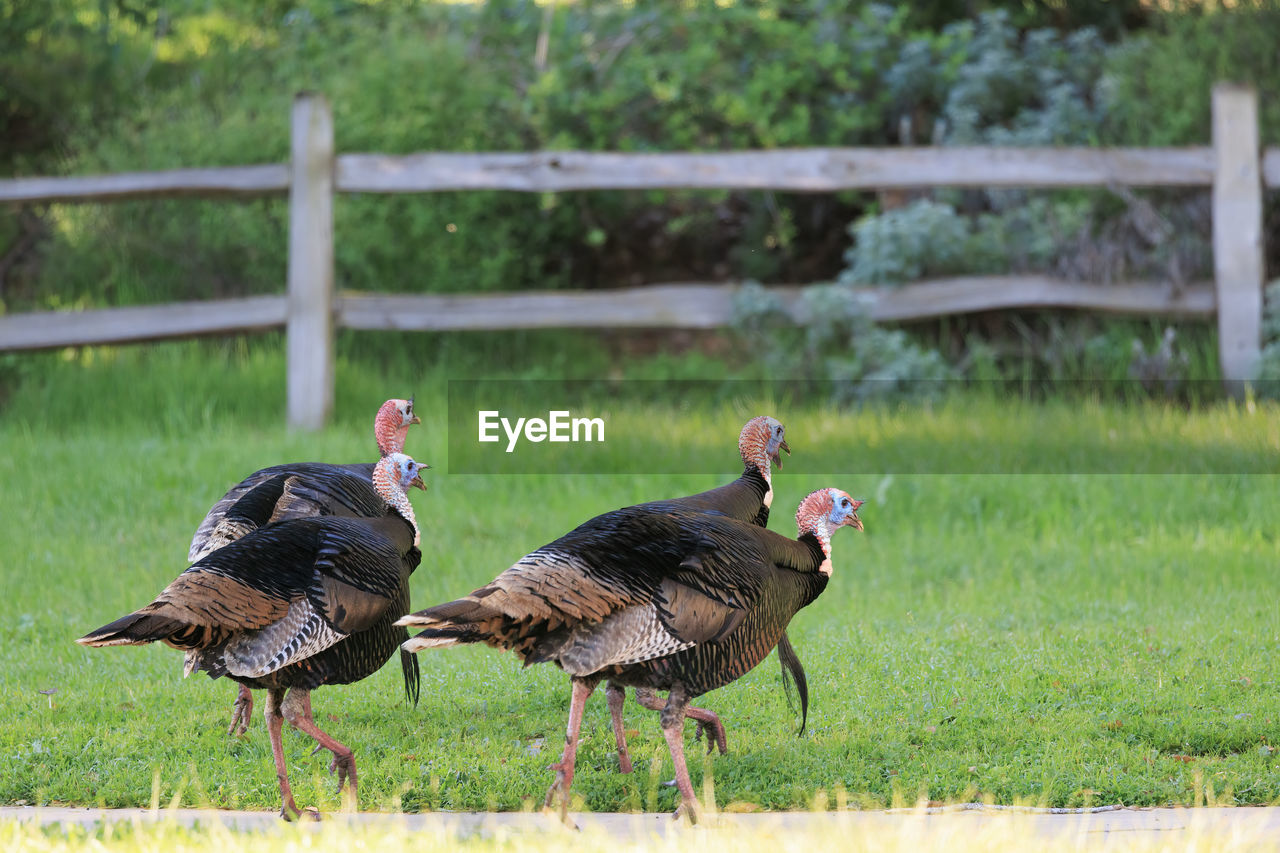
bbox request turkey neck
[373,469,419,547]
[665,464,771,526]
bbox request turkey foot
[688,707,727,755]
[228,685,253,736]
[541,761,572,814]
[310,742,358,792]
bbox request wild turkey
[397,487,863,821]
[606,414,799,772]
[188,396,420,735]
[79,452,428,820]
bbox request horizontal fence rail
[0,279,1217,351]
[7,147,1280,206]
[0,296,288,350]
[0,84,1271,426]
[334,147,1222,193]
[0,165,290,204]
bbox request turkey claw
[280,803,321,822]
[228,691,253,737]
[330,754,356,792]
[672,798,700,825]
[542,764,577,826]
[694,718,728,755]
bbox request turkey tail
[401,625,483,653]
[396,596,504,654]
[776,632,810,735]
[78,611,191,647]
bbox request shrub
[32,4,565,311]
[733,281,955,401]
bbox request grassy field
[1,339,1278,816]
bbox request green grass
[1,338,1279,814]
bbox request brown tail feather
[77,611,209,649]
[400,622,496,653]
[395,592,501,627]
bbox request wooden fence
[1,84,1274,428]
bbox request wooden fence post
[287,93,335,430]
[1211,84,1264,386]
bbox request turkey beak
[771,439,790,469]
[410,473,428,491]
[843,499,865,531]
[409,415,422,426]
[408,395,421,425]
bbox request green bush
[30,5,569,310]
[1099,4,1280,146]
[733,280,955,400]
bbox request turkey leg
[281,688,358,811]
[263,688,304,821]
[659,685,701,822]
[605,682,633,773]
[636,686,727,755]
[544,678,595,823]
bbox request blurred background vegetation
[3,0,1280,394]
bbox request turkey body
[189,462,383,562]
[188,395,419,564]
[409,503,824,685]
[598,542,825,698]
[615,461,808,760]
[189,464,416,735]
[643,465,771,525]
[185,512,422,700]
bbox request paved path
[5,804,1280,846]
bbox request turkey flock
[78,400,863,823]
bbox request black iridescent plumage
[639,462,808,704]
[188,397,418,564]
[401,503,823,681]
[581,416,803,768]
[189,462,383,562]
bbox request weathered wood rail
[0,84,1273,428]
